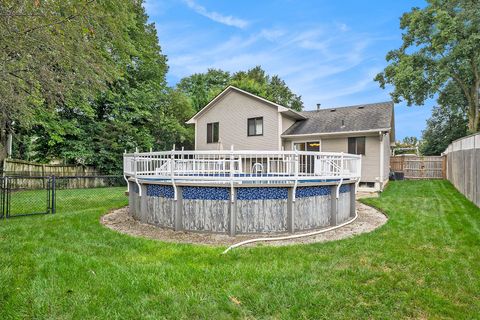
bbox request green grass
[0,181,479,319]
[7,187,125,216]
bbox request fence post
[51,175,56,214]
[442,155,447,179]
[0,177,4,219]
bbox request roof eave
[280,109,307,120]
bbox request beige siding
[281,116,295,134]
[382,132,390,182]
[360,136,381,182]
[321,138,347,152]
[283,134,385,184]
[195,91,280,150]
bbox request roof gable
[186,86,305,124]
[282,101,394,136]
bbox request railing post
[229,145,236,236]
[171,147,177,200]
[292,150,299,202]
[133,150,142,197]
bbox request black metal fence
[0,175,125,218]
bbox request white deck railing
[124,150,361,184]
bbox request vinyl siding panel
[382,132,390,182]
[195,91,280,150]
[321,138,347,152]
[283,134,383,183]
[282,116,296,134]
[361,136,381,182]
[318,135,382,183]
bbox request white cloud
[157,17,395,110]
[183,0,249,29]
[336,22,349,32]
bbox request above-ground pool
[125,150,360,236]
[128,179,356,236]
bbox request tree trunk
[467,86,480,133]
[0,118,9,162]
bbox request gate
[0,176,55,218]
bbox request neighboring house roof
[186,85,306,124]
[282,101,394,137]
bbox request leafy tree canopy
[7,0,194,174]
[420,82,468,155]
[393,136,420,155]
[0,0,147,159]
[375,0,480,133]
[178,66,304,112]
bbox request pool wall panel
[127,181,356,235]
[235,199,288,233]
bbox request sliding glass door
[293,141,320,173]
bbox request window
[247,117,263,136]
[348,137,366,155]
[207,122,219,143]
[293,141,320,151]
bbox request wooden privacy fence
[1,159,106,189]
[2,159,99,177]
[390,155,446,179]
[443,133,480,207]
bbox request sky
[144,0,435,141]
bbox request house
[186,86,395,191]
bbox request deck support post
[350,183,356,218]
[287,187,295,233]
[229,188,236,237]
[140,184,148,219]
[128,181,136,215]
[174,186,183,231]
[330,185,338,226]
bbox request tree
[420,82,469,155]
[420,104,468,155]
[392,136,420,155]
[375,0,480,133]
[177,69,230,112]
[178,66,304,112]
[7,0,194,174]
[0,0,143,160]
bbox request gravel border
[100,201,387,247]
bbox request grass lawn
[0,180,479,319]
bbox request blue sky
[144,0,434,140]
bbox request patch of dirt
[100,202,387,247]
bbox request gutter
[281,128,391,138]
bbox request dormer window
[247,117,263,136]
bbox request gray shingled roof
[282,101,394,135]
